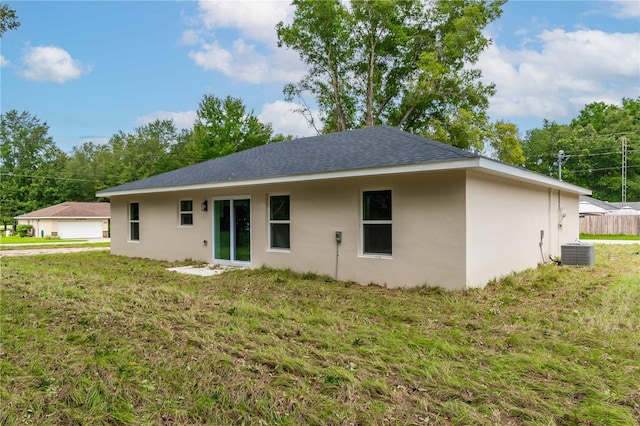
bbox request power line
[534,149,639,159]
[0,172,96,182]
[569,164,640,174]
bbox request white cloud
[478,29,640,123]
[189,39,305,84]
[259,100,320,138]
[136,110,198,131]
[19,46,90,83]
[183,0,305,84]
[196,0,293,43]
[609,0,640,18]
[180,29,204,45]
[0,55,10,67]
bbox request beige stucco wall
[465,171,580,288]
[110,170,468,289]
[16,218,56,237]
[109,169,581,290]
[255,171,467,289]
[111,190,215,262]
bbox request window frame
[361,189,392,257]
[268,194,290,251]
[179,199,194,227]
[129,202,140,242]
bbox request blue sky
[1,0,639,153]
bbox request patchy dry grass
[1,245,639,425]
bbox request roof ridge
[97,126,486,195]
[381,126,477,158]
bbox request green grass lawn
[580,233,640,240]
[0,236,110,250]
[0,236,86,245]
[1,246,639,425]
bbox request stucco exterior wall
[111,190,215,262]
[254,171,467,289]
[16,218,56,237]
[109,169,581,290]
[465,171,580,288]
[110,171,468,289]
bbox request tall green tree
[522,98,640,201]
[103,119,184,186]
[192,94,276,160]
[277,0,505,150]
[62,141,112,202]
[487,121,525,165]
[0,3,20,37]
[0,110,66,228]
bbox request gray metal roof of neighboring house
[579,195,620,211]
[609,201,640,210]
[15,202,110,219]
[99,126,479,194]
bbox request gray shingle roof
[99,126,479,194]
[579,195,620,211]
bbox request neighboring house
[97,126,590,290]
[607,206,640,216]
[578,195,619,216]
[15,202,110,239]
[609,201,640,211]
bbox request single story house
[578,195,620,216]
[96,126,590,290]
[609,201,640,211]
[15,202,110,239]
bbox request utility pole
[621,135,627,206]
[557,150,569,181]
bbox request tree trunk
[329,52,347,131]
[365,36,376,127]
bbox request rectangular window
[269,195,290,249]
[362,190,392,255]
[129,202,140,241]
[180,200,193,226]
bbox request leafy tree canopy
[192,94,280,161]
[522,98,640,201]
[277,0,506,151]
[0,110,66,226]
[0,3,20,37]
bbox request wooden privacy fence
[580,215,640,235]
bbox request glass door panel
[214,200,231,260]
[213,198,250,263]
[234,199,251,262]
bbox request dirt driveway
[0,247,109,258]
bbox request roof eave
[475,157,591,195]
[96,157,591,197]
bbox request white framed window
[269,195,290,250]
[129,202,140,241]
[179,200,193,226]
[362,190,392,256]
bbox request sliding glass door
[213,198,250,263]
